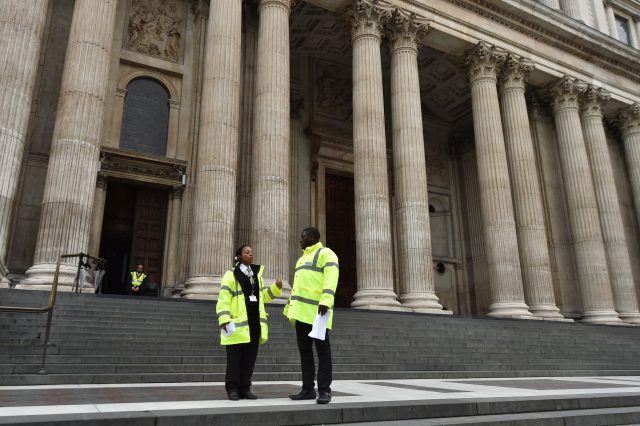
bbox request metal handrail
[0,253,106,374]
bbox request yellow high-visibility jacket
[284,242,339,329]
[130,272,146,287]
[216,264,282,345]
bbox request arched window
[120,78,170,156]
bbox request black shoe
[317,392,331,404]
[228,391,240,401]
[240,391,258,400]
[289,389,317,400]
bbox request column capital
[290,96,305,120]
[548,75,587,112]
[580,85,611,118]
[171,186,184,200]
[115,87,127,98]
[386,8,430,53]
[499,54,534,91]
[603,0,615,7]
[258,0,295,14]
[96,173,108,190]
[619,103,640,137]
[345,0,392,41]
[465,41,507,83]
[633,15,640,23]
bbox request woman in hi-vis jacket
[216,245,282,400]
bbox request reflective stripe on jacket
[131,272,146,287]
[284,242,339,329]
[215,264,282,345]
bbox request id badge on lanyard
[249,275,257,302]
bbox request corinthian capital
[386,8,430,52]
[465,41,507,83]
[345,0,392,41]
[580,85,611,118]
[258,0,295,13]
[547,75,587,112]
[499,54,533,90]
[619,103,640,137]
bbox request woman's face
[240,246,254,265]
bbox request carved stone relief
[425,142,449,188]
[310,58,353,138]
[125,0,186,63]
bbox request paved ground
[1,376,640,419]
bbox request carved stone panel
[310,58,353,138]
[125,0,186,63]
[425,141,449,189]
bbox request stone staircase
[1,288,640,386]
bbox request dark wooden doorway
[99,182,168,294]
[325,173,357,308]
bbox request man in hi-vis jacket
[284,227,339,404]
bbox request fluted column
[387,9,445,313]
[548,76,620,323]
[182,0,242,299]
[19,0,118,290]
[620,103,640,233]
[347,0,401,309]
[539,0,561,9]
[499,56,563,319]
[250,0,293,301]
[0,0,49,286]
[164,187,183,296]
[465,42,532,319]
[88,175,108,257]
[580,87,640,323]
[604,1,619,39]
[560,0,582,20]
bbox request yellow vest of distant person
[130,272,146,287]
[216,264,282,345]
[284,242,339,329]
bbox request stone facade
[2,0,640,324]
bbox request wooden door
[325,173,357,308]
[131,187,168,286]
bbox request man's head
[136,264,144,273]
[300,227,320,249]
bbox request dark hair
[302,227,320,241]
[234,245,251,263]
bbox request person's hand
[318,305,328,315]
[275,279,282,289]
[221,322,230,332]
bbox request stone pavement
[1,376,640,425]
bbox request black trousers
[295,320,332,393]
[225,325,259,394]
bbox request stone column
[19,0,118,290]
[635,17,640,45]
[620,103,640,231]
[581,87,640,323]
[387,9,444,313]
[465,42,532,319]
[88,174,108,257]
[538,0,561,10]
[250,0,294,300]
[604,1,619,39]
[498,56,563,319]
[548,76,620,323]
[346,0,401,309]
[164,186,183,296]
[560,0,582,20]
[183,0,243,299]
[0,0,49,286]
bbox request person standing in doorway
[127,264,147,296]
[285,227,339,404]
[216,245,283,401]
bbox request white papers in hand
[308,312,329,340]
[221,322,236,337]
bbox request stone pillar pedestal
[548,76,621,324]
[0,0,49,285]
[250,0,295,303]
[19,0,118,291]
[387,9,447,313]
[346,0,402,310]
[465,42,533,319]
[498,55,563,320]
[182,0,242,300]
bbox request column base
[399,292,452,314]
[17,263,93,292]
[487,302,535,319]
[0,276,10,289]
[351,289,403,310]
[580,309,622,324]
[181,276,222,300]
[618,312,640,325]
[529,303,566,320]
